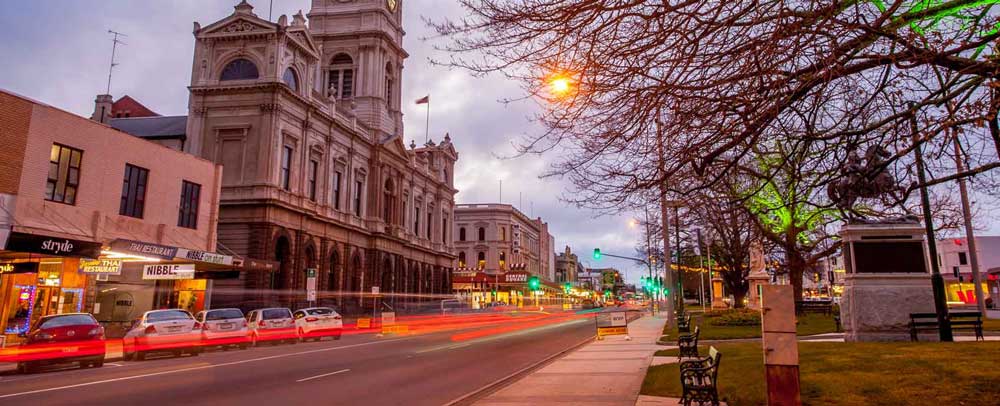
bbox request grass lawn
[982,316,1000,331]
[643,341,1000,405]
[662,312,839,340]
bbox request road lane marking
[0,338,411,399]
[296,368,349,382]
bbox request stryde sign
[142,264,195,280]
[5,232,102,258]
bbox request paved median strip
[296,369,350,383]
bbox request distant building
[554,246,583,284]
[936,236,1000,305]
[578,268,603,291]
[453,203,554,281]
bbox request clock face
[387,0,397,12]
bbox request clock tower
[307,0,406,138]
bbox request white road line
[0,338,410,399]
[295,368,349,382]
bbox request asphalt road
[0,311,597,406]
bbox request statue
[827,145,911,221]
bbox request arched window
[499,252,506,270]
[458,252,466,268]
[328,54,354,99]
[328,250,340,292]
[282,68,299,91]
[383,179,395,224]
[459,227,466,241]
[220,58,259,81]
[478,227,486,241]
[385,63,394,105]
[273,236,291,290]
[477,252,486,269]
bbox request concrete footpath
[474,314,667,406]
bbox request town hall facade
[107,0,458,313]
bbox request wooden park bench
[795,300,834,316]
[677,314,692,333]
[678,326,700,360]
[680,346,722,406]
[909,312,984,341]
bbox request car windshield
[146,310,192,322]
[305,308,335,316]
[206,309,244,321]
[262,309,290,320]
[38,314,96,329]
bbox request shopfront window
[4,285,35,334]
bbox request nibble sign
[142,264,195,280]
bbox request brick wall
[0,92,32,194]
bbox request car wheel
[334,334,342,341]
[92,358,105,368]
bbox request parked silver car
[246,308,296,346]
[123,309,202,361]
[195,308,250,350]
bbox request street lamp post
[909,107,953,342]
[674,205,684,314]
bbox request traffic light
[528,275,540,290]
[593,248,602,260]
[563,282,571,293]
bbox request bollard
[761,285,802,406]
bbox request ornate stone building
[108,0,458,313]
[453,204,554,282]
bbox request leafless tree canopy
[430,1,1000,207]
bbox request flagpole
[425,99,430,143]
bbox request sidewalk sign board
[382,311,396,326]
[595,311,629,340]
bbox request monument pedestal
[839,222,937,342]
[747,271,770,310]
[842,273,936,341]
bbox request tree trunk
[786,249,806,302]
[732,288,747,309]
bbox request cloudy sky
[0,0,654,283]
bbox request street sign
[306,268,317,302]
[372,286,380,295]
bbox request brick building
[0,89,223,341]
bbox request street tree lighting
[549,76,571,95]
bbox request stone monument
[839,221,937,341]
[747,241,770,310]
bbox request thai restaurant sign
[79,259,123,275]
[142,264,195,280]
[110,239,178,260]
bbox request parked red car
[14,313,106,374]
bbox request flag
[415,95,429,104]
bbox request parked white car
[123,309,202,361]
[246,308,296,346]
[293,307,344,341]
[195,308,250,350]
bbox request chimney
[91,94,113,124]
